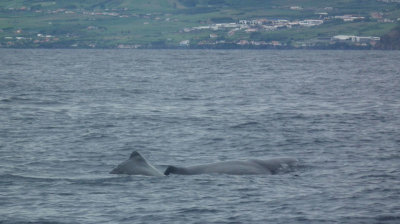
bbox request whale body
[110,151,298,176]
[110,151,164,176]
[164,158,298,175]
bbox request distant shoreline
[0,44,394,50]
[0,47,396,50]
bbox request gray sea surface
[0,49,399,224]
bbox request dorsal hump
[129,151,146,162]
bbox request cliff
[378,25,400,50]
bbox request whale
[110,151,164,176]
[164,157,298,175]
[110,151,298,176]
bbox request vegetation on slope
[0,0,399,48]
[378,25,400,49]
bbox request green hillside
[0,0,399,48]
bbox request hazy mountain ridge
[0,0,399,49]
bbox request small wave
[230,121,260,129]
[376,215,400,222]
[178,207,220,214]
[0,95,61,106]
[0,98,11,103]
[81,132,110,140]
[0,174,61,183]
[211,137,224,142]
[357,173,399,180]
[68,176,132,186]
[0,174,123,185]
[0,96,30,103]
[0,219,72,224]
[180,96,198,101]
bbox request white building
[334,15,365,22]
[290,6,303,10]
[299,20,324,27]
[332,35,380,43]
[179,40,190,46]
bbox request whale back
[251,158,298,174]
[164,158,298,175]
[110,151,164,176]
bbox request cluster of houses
[185,9,398,36]
[1,32,61,47]
[334,15,365,22]
[332,35,380,44]
[178,11,396,48]
[186,18,325,34]
[239,19,324,28]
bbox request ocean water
[0,49,399,224]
